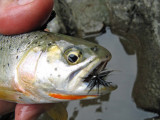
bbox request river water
[66,29,156,120]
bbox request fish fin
[46,103,68,120]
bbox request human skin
[0,0,54,120]
[0,0,54,35]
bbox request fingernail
[18,0,34,5]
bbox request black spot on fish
[19,97,22,99]
[35,36,38,39]
[8,63,9,67]
[47,59,50,63]
[35,42,38,44]
[9,45,11,49]
[0,47,2,50]
[16,56,19,59]
[38,44,41,46]
[27,35,30,38]
[7,40,8,43]
[28,42,30,44]
[17,48,19,52]
[42,50,45,52]
[48,43,52,46]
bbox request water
[66,29,156,120]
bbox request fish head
[16,33,117,102]
[34,34,117,101]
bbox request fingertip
[15,104,44,120]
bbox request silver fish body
[0,31,116,103]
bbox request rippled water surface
[66,29,156,120]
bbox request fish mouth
[66,57,117,95]
[83,60,117,94]
[83,60,108,82]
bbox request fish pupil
[68,54,78,63]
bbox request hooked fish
[0,31,116,104]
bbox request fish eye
[64,48,82,65]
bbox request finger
[15,104,53,120]
[0,0,54,35]
[0,100,16,115]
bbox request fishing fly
[86,70,113,94]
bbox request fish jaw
[47,59,117,101]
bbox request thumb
[0,0,54,35]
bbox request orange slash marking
[49,93,97,100]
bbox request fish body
[0,31,116,103]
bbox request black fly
[86,70,113,94]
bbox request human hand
[0,0,54,120]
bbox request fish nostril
[106,54,111,60]
[90,46,98,52]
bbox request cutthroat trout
[0,31,116,103]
